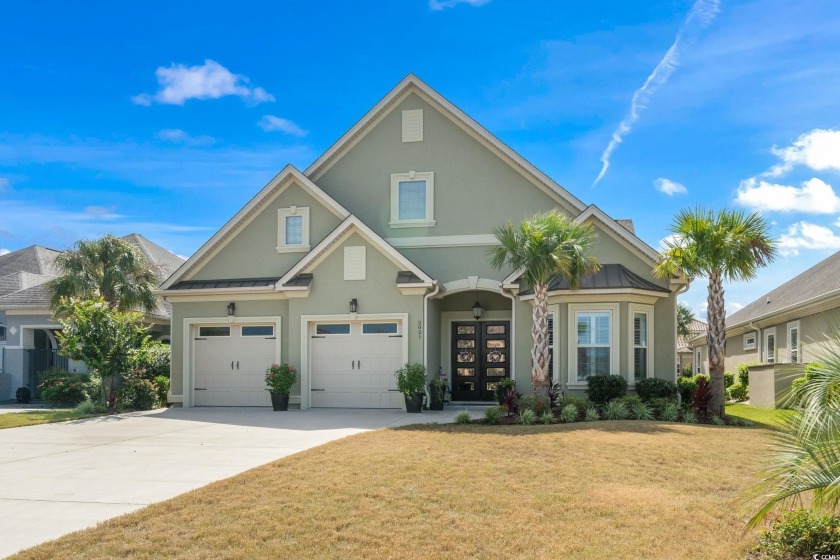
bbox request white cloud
[658,233,682,251]
[592,0,721,186]
[132,60,274,106]
[0,249,10,256]
[778,222,840,256]
[84,205,122,220]
[157,128,216,146]
[765,128,840,177]
[736,177,840,214]
[257,115,308,137]
[654,177,687,195]
[695,300,744,321]
[429,0,490,10]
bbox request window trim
[694,346,702,374]
[567,303,619,385]
[743,333,757,351]
[389,171,436,228]
[787,321,800,364]
[628,303,654,385]
[277,206,311,253]
[764,327,777,364]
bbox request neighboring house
[0,234,184,399]
[677,319,706,374]
[158,75,687,409]
[690,250,840,374]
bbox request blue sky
[1,0,839,318]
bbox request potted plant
[429,377,446,411]
[395,362,427,413]
[265,363,296,411]
[497,378,516,404]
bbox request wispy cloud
[157,128,216,146]
[257,115,308,137]
[592,0,720,186]
[429,0,490,10]
[736,177,840,214]
[778,222,840,256]
[654,177,687,195]
[132,60,274,106]
[83,205,123,219]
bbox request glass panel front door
[451,321,511,401]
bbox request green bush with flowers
[265,363,296,394]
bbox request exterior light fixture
[227,302,236,317]
[472,299,484,320]
[350,298,358,313]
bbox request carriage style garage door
[193,324,277,406]
[310,321,404,408]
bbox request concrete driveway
[0,406,475,558]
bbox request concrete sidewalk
[0,406,480,558]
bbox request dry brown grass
[12,421,771,560]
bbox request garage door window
[242,325,274,337]
[362,323,398,334]
[199,326,230,337]
[316,324,350,335]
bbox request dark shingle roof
[0,246,60,278]
[120,233,185,279]
[727,250,840,327]
[518,264,670,295]
[0,283,51,306]
[171,277,280,290]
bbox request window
[547,309,556,381]
[0,323,5,343]
[344,246,366,281]
[764,328,776,364]
[362,323,398,335]
[242,325,274,337]
[198,326,230,337]
[633,312,648,383]
[576,312,611,381]
[743,333,757,351]
[695,347,702,374]
[787,321,800,364]
[277,207,310,252]
[390,172,435,227]
[316,323,350,335]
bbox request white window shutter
[344,246,366,281]
[402,109,423,142]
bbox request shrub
[502,388,520,416]
[128,341,170,380]
[584,406,600,422]
[682,409,698,423]
[39,370,91,405]
[560,404,578,423]
[153,376,170,407]
[729,384,749,402]
[693,376,713,414]
[454,410,472,425]
[74,400,107,414]
[661,402,680,422]
[117,371,157,410]
[677,376,697,405]
[394,363,426,395]
[604,400,629,420]
[790,362,831,408]
[750,509,840,559]
[540,411,554,425]
[555,396,589,417]
[518,395,548,415]
[737,362,758,386]
[711,415,726,426]
[635,378,678,401]
[547,382,562,409]
[723,371,735,389]
[498,378,516,390]
[266,363,297,394]
[483,406,502,424]
[631,402,654,421]
[519,409,537,425]
[615,395,642,409]
[648,397,677,416]
[586,375,628,405]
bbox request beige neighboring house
[159,75,688,410]
[0,234,184,400]
[677,319,706,374]
[690,250,840,375]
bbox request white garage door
[193,324,277,406]
[310,321,404,408]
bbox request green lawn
[726,403,796,430]
[0,409,106,429]
[11,421,773,560]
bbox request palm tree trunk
[706,272,727,416]
[531,283,550,394]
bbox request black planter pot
[496,386,508,405]
[270,392,290,411]
[404,393,424,413]
[16,387,31,404]
[429,383,445,411]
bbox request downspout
[499,283,518,388]
[423,283,441,405]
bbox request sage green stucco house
[159,75,686,409]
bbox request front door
[451,321,510,401]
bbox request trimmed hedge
[586,375,627,405]
[635,378,678,401]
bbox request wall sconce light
[472,299,484,320]
[350,298,358,314]
[227,302,236,317]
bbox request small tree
[55,298,150,404]
[677,302,696,338]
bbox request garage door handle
[231,361,234,370]
[351,361,355,370]
[388,389,400,392]
[311,388,325,392]
[195,388,207,391]
[237,361,239,370]
[357,360,360,369]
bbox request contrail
[592,0,721,187]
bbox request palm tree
[490,210,600,394]
[677,302,696,338]
[49,234,161,313]
[654,207,775,415]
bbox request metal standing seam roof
[396,271,425,284]
[517,264,670,296]
[170,277,281,290]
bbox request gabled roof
[0,245,60,278]
[121,234,184,278]
[726,250,840,328]
[160,165,350,290]
[277,216,434,289]
[517,264,670,296]
[304,74,586,215]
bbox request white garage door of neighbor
[310,321,405,408]
[193,324,277,406]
